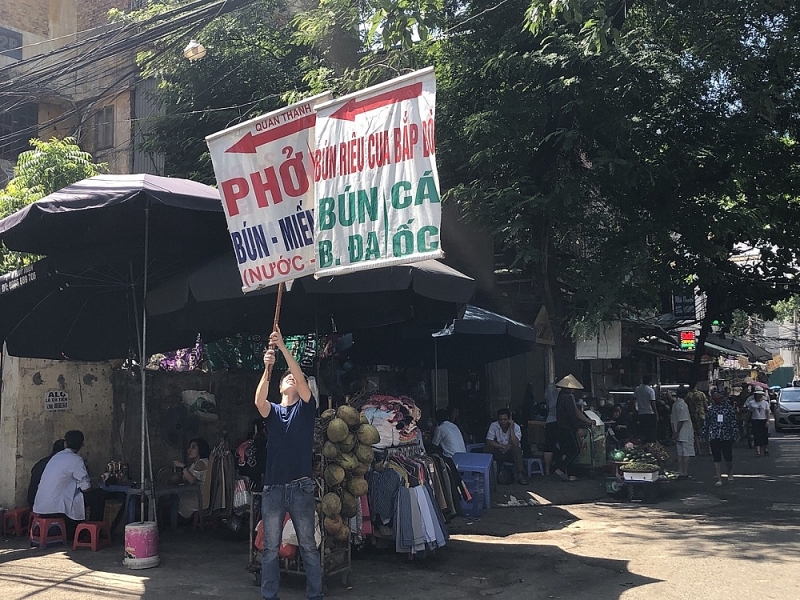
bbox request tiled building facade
[0,0,159,182]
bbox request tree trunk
[537,217,578,378]
[690,305,715,387]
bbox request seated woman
[173,437,211,522]
[610,405,629,441]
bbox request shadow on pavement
[0,503,659,600]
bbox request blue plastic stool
[453,451,492,509]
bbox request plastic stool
[3,507,32,537]
[30,516,67,547]
[28,512,40,536]
[524,457,545,477]
[73,521,112,551]
[453,452,492,509]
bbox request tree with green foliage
[431,0,800,380]
[0,137,106,273]
[121,0,800,381]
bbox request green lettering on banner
[319,240,334,267]
[391,181,412,209]
[319,197,336,230]
[415,171,440,205]
[417,225,439,252]
[348,234,364,262]
[365,232,381,260]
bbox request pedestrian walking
[670,393,695,479]
[745,389,770,457]
[634,375,658,443]
[702,388,739,487]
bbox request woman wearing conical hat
[552,375,594,482]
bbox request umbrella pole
[265,282,285,387]
[434,338,438,411]
[140,207,151,523]
[129,259,156,525]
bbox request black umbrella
[145,253,476,337]
[0,173,230,525]
[347,304,538,368]
[0,251,200,360]
[0,174,229,359]
[705,333,772,363]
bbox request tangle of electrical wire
[0,0,258,149]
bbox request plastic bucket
[123,521,160,569]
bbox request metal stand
[248,467,352,589]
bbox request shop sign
[207,92,332,292]
[313,67,444,276]
[679,330,696,351]
[672,292,695,319]
[44,390,68,412]
[0,26,23,60]
[0,263,39,294]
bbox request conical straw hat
[555,374,584,390]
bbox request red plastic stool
[29,516,67,547]
[72,521,112,551]
[3,507,32,537]
[28,512,40,536]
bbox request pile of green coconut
[318,405,380,550]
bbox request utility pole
[794,308,799,379]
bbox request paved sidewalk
[1,427,797,599]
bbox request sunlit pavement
[1,425,798,599]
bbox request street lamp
[183,40,206,61]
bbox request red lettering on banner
[221,177,249,217]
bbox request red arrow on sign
[226,114,317,154]
[329,82,423,121]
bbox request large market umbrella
[0,251,201,360]
[0,173,230,525]
[145,253,477,337]
[346,304,538,368]
[705,333,772,362]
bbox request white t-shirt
[33,449,91,520]
[634,384,656,415]
[432,421,466,457]
[670,398,694,442]
[486,421,522,446]
[746,398,770,420]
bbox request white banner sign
[313,67,444,277]
[207,93,331,292]
[44,390,68,412]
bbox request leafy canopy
[0,137,106,273]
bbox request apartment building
[0,0,162,183]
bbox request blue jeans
[261,477,323,600]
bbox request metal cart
[248,475,352,589]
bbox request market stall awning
[704,333,772,362]
[347,305,537,367]
[145,254,476,338]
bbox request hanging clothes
[367,446,451,555]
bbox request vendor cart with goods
[575,409,606,469]
[607,443,673,503]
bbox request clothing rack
[374,444,424,459]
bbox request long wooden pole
[265,282,285,386]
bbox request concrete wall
[111,368,265,484]
[0,353,114,508]
[0,354,266,508]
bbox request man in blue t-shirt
[255,327,322,600]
